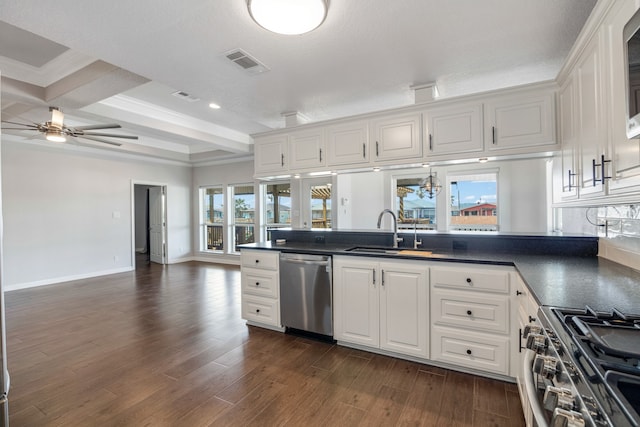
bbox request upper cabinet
[254,134,288,175]
[370,112,422,163]
[288,127,326,170]
[556,74,579,201]
[326,120,370,166]
[484,92,556,152]
[424,102,483,156]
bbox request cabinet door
[371,113,422,162]
[557,75,579,200]
[254,135,288,175]
[333,257,379,347]
[424,103,483,156]
[577,30,608,197]
[289,128,326,170]
[379,262,428,358]
[485,92,556,151]
[326,120,370,166]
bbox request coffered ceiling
[0,0,597,164]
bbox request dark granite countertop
[240,241,640,313]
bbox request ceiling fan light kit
[1,107,137,147]
[247,0,328,35]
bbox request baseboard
[5,266,134,292]
[191,255,241,266]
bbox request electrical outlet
[315,235,325,244]
[113,255,119,263]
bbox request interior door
[148,186,166,264]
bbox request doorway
[133,183,167,267]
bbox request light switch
[112,211,121,219]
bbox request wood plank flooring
[5,259,525,426]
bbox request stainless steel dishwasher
[279,253,333,337]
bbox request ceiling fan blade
[72,123,122,131]
[1,120,40,128]
[1,127,40,130]
[81,132,138,140]
[76,135,123,146]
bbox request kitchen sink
[345,247,435,257]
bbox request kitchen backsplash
[558,204,640,269]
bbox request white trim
[131,180,169,269]
[5,267,134,292]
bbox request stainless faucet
[413,220,422,249]
[377,209,402,248]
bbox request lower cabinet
[333,256,429,358]
[240,249,281,329]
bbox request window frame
[200,185,225,253]
[446,169,500,232]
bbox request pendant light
[420,173,442,199]
[247,0,328,35]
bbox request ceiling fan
[1,107,138,146]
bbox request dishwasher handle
[281,258,330,266]
[280,253,331,267]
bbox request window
[448,172,498,231]
[231,184,255,251]
[396,176,437,230]
[310,183,332,229]
[264,182,291,240]
[201,186,224,251]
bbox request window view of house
[265,182,291,239]
[449,173,498,231]
[232,184,255,251]
[396,177,437,230]
[202,186,224,251]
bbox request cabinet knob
[255,282,260,286]
[529,315,537,323]
[256,309,260,313]
[466,310,472,316]
[466,278,472,284]
[466,349,472,355]
[516,290,523,296]
[255,259,259,263]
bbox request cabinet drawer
[242,295,280,327]
[241,250,279,270]
[431,289,509,334]
[242,268,278,298]
[431,266,510,294]
[431,326,509,375]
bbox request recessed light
[373,167,381,172]
[209,103,221,109]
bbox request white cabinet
[556,75,580,201]
[424,103,484,156]
[240,249,281,328]
[576,29,608,198]
[333,256,429,358]
[430,264,512,376]
[485,92,556,152]
[370,112,422,162]
[326,120,370,166]
[254,135,288,176]
[288,127,326,170]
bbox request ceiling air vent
[172,90,200,102]
[224,49,269,74]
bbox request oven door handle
[523,349,549,426]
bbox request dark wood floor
[5,259,525,426]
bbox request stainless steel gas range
[522,305,640,427]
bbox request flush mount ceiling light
[247,0,328,35]
[45,129,66,143]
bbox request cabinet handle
[381,269,385,286]
[376,141,379,157]
[592,158,598,186]
[429,134,433,151]
[567,169,576,191]
[466,310,472,316]
[373,269,376,285]
[492,126,496,144]
[519,328,523,353]
[281,153,284,167]
[516,290,523,296]
[600,154,611,183]
[529,315,536,323]
[466,277,472,284]
[362,143,366,158]
[319,148,323,162]
[466,349,472,355]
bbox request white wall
[1,140,192,290]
